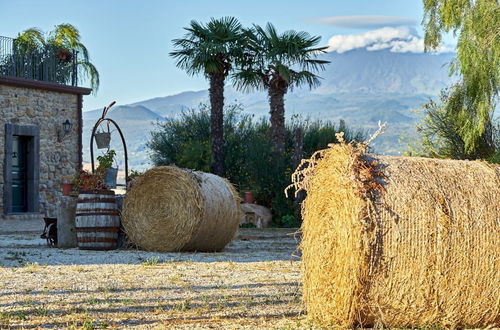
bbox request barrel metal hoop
[78,190,115,195]
[77,237,118,243]
[76,226,120,233]
[76,211,120,217]
[77,198,116,203]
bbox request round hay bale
[122,166,241,252]
[290,143,500,328]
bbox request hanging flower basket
[95,132,111,149]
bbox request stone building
[0,36,91,231]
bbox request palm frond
[233,22,329,93]
[231,69,265,92]
[77,60,100,93]
[15,28,45,52]
[170,17,245,79]
[49,23,80,48]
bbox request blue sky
[1,0,445,111]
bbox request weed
[0,312,10,326]
[141,256,160,266]
[34,306,49,316]
[97,321,109,328]
[86,297,99,305]
[81,317,95,330]
[175,299,191,311]
[14,311,27,321]
[120,298,134,305]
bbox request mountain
[84,105,164,121]
[313,49,452,95]
[130,90,208,116]
[83,48,455,170]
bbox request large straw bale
[122,166,241,252]
[290,142,500,328]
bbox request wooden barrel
[75,190,120,250]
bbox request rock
[240,203,272,228]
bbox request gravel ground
[0,229,307,329]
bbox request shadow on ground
[0,228,301,267]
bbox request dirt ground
[0,228,308,329]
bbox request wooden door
[12,136,28,212]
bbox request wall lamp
[57,119,73,142]
[63,119,73,134]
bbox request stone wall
[0,83,80,219]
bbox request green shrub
[147,103,366,226]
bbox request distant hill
[130,90,208,116]
[84,105,164,121]
[83,48,455,170]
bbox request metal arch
[90,103,129,186]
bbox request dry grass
[122,166,241,252]
[0,229,303,329]
[292,142,500,328]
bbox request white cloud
[327,27,452,54]
[311,15,416,29]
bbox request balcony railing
[0,35,78,86]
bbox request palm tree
[234,23,329,154]
[14,24,99,92]
[170,17,244,176]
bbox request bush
[147,103,366,225]
[406,88,498,161]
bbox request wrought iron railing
[0,35,78,86]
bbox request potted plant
[72,169,108,193]
[55,47,73,63]
[97,149,118,189]
[60,176,74,196]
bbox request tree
[408,88,495,159]
[422,0,499,158]
[234,23,329,155]
[147,103,367,224]
[170,17,244,176]
[14,24,100,92]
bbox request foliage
[96,150,116,169]
[170,17,246,175]
[6,24,100,92]
[148,103,366,225]
[273,215,300,228]
[170,17,245,78]
[406,89,497,160]
[422,0,499,155]
[72,169,108,192]
[487,121,500,164]
[233,23,329,153]
[128,169,143,181]
[234,23,329,93]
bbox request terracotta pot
[244,191,255,204]
[61,183,74,196]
